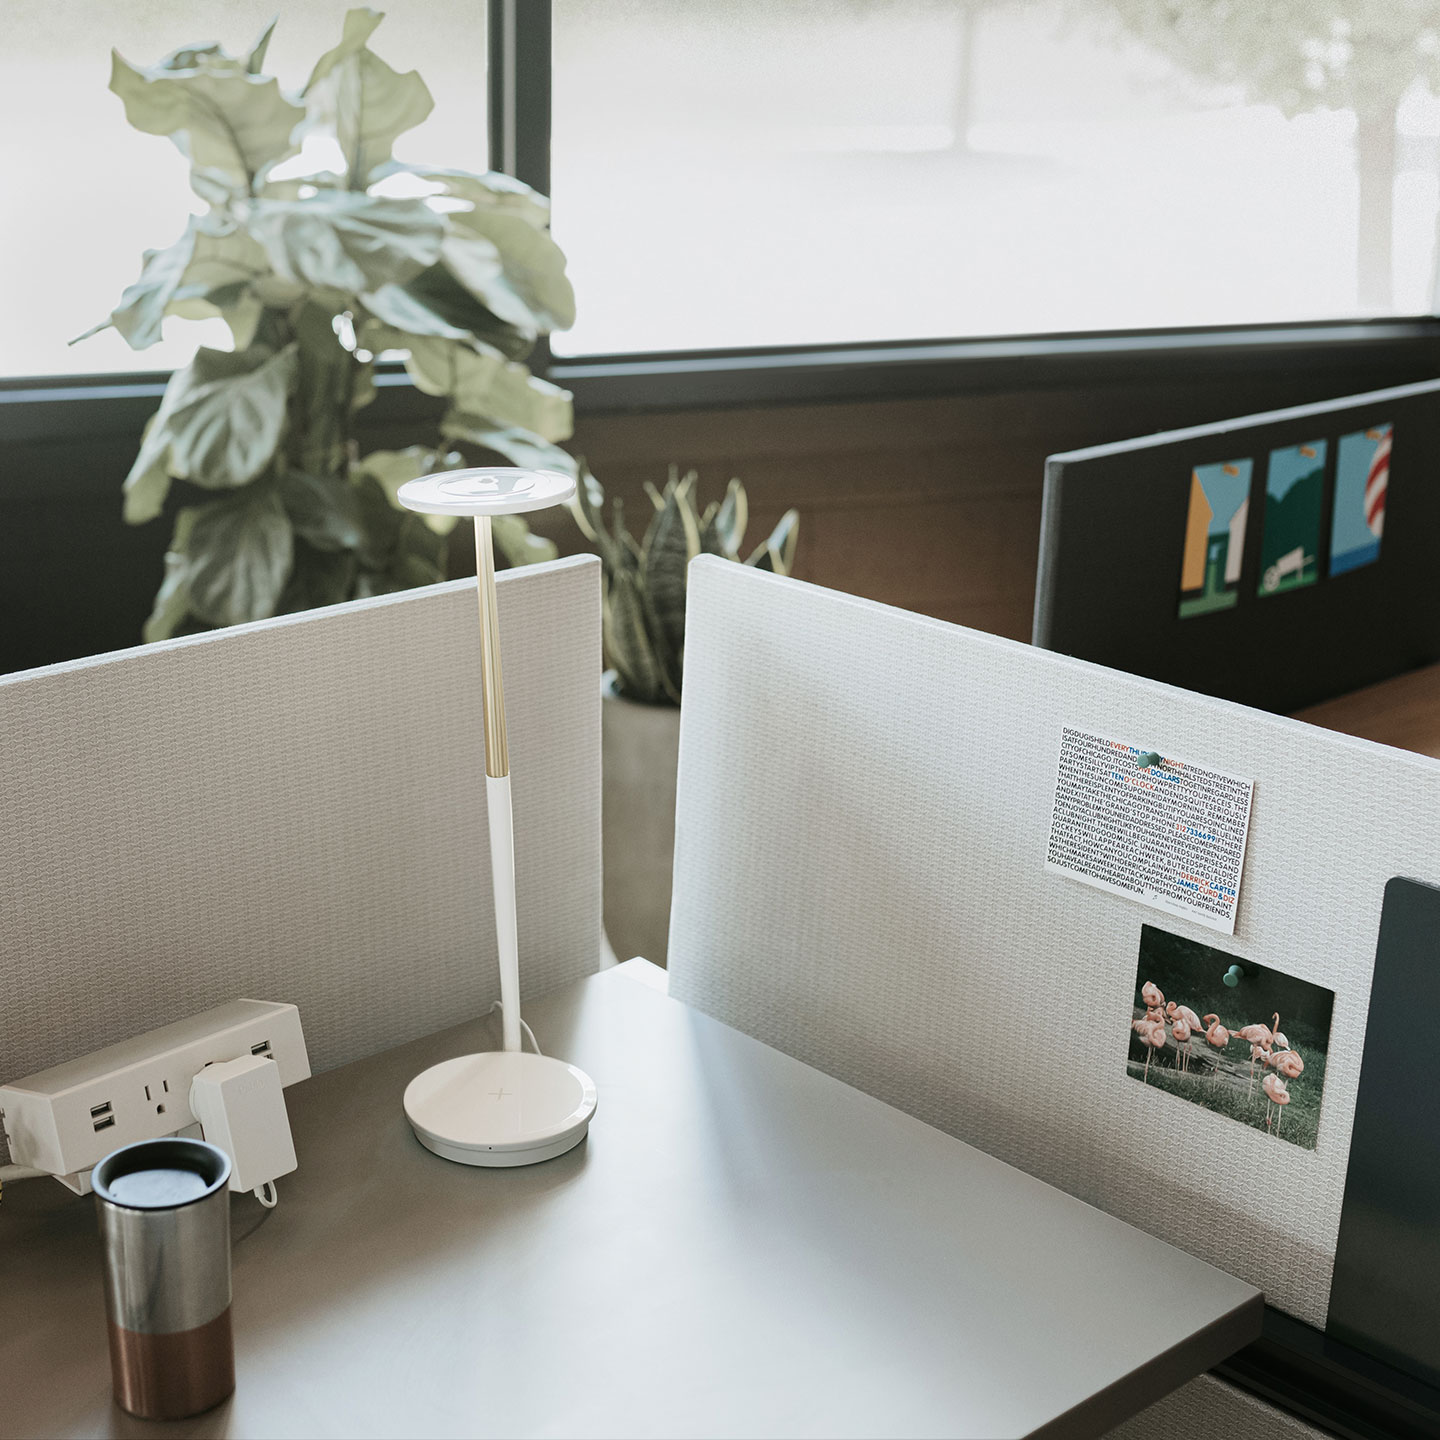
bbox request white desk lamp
[397,467,597,1167]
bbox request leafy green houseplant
[572,466,799,705]
[81,9,575,640]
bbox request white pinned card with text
[1045,728,1254,935]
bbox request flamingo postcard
[1127,924,1334,1149]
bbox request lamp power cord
[486,1001,542,1056]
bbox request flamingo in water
[1245,1043,1271,1096]
[1202,1015,1232,1084]
[1232,1020,1273,1048]
[1167,1001,1204,1034]
[1171,1017,1194,1072]
[1232,1021,1273,1091]
[1262,1072,1291,1138]
[1135,1016,1166,1083]
[1275,1049,1304,1079]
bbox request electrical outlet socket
[0,999,309,1178]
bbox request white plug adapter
[189,1054,298,1196]
[0,999,309,1188]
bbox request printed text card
[1046,728,1253,934]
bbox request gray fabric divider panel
[1100,1375,1327,1440]
[669,557,1440,1328]
[0,557,601,1164]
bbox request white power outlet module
[0,999,309,1183]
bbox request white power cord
[255,1179,278,1209]
[486,1001,542,1056]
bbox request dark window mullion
[489,0,554,374]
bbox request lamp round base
[403,1051,597,1168]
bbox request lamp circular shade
[396,467,576,517]
[403,1051,597,1166]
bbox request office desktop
[2,556,1438,1437]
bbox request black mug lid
[92,1137,231,1210]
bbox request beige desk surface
[0,962,1260,1440]
[1292,661,1440,758]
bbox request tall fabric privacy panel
[0,557,601,1158]
[668,557,1440,1328]
[1101,1375,1327,1440]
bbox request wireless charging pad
[403,1051,597,1167]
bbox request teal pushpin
[1136,751,1164,769]
[1223,964,1243,988]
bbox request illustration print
[1329,424,1391,577]
[1179,459,1252,618]
[1258,440,1325,597]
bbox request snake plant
[573,466,799,705]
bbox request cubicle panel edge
[671,556,1440,1335]
[0,558,603,1166]
[1033,377,1440,713]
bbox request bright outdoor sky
[2,0,1438,377]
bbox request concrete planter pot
[602,673,681,966]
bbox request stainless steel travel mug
[92,1138,235,1420]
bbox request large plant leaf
[249,191,444,294]
[492,514,559,568]
[355,444,459,503]
[393,258,533,358]
[279,467,364,552]
[303,8,434,187]
[169,225,270,304]
[404,337,572,442]
[440,235,542,340]
[76,221,268,352]
[355,445,465,535]
[77,224,194,350]
[220,293,266,350]
[353,473,401,570]
[277,540,356,614]
[371,162,552,229]
[124,415,176,524]
[448,208,575,332]
[143,507,200,643]
[145,343,298,492]
[360,281,474,342]
[186,482,294,626]
[247,18,277,74]
[437,418,575,476]
[391,514,446,588]
[109,49,304,190]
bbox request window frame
[2,0,1438,442]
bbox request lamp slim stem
[475,517,522,1054]
[474,516,509,779]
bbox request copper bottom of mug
[107,1306,235,1421]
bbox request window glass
[551,0,1440,355]
[0,1,484,378]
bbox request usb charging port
[251,1041,271,1055]
[93,1113,116,1132]
[90,1102,112,1118]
